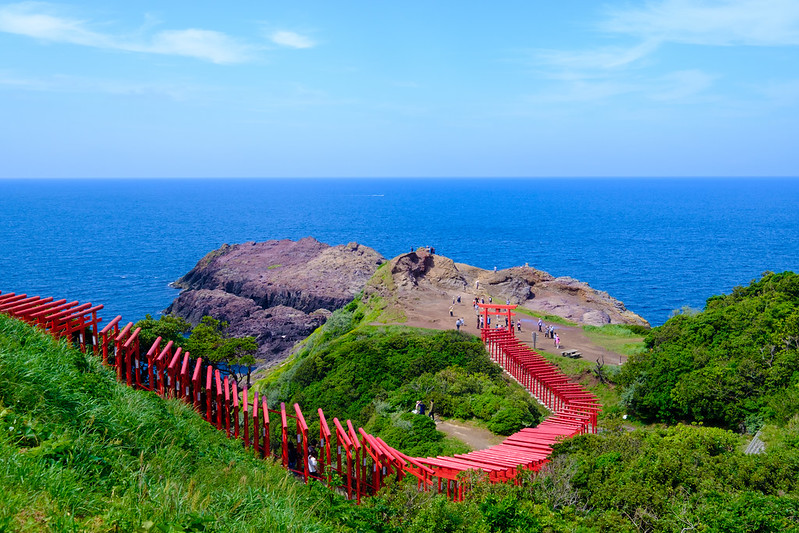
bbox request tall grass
[0,315,348,532]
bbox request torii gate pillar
[477,303,517,338]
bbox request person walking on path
[538,318,543,332]
[449,305,454,317]
[428,400,435,421]
[555,333,561,350]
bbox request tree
[133,314,191,352]
[184,316,258,388]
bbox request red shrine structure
[476,302,517,335]
[1,289,600,502]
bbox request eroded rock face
[376,250,649,327]
[167,237,385,365]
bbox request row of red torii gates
[0,291,600,502]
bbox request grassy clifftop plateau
[0,315,347,532]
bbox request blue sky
[1,0,798,178]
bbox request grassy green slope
[258,295,545,457]
[0,315,347,532]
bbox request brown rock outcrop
[370,250,649,327]
[167,237,385,365]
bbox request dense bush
[618,271,799,429]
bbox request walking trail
[376,285,631,450]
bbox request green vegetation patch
[619,271,799,430]
[0,315,342,532]
[581,324,647,358]
[345,422,799,532]
[513,307,578,327]
[258,292,544,455]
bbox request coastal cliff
[167,237,386,364]
[167,240,648,367]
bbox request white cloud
[535,40,660,73]
[602,0,799,47]
[527,80,640,104]
[147,29,250,64]
[526,0,799,104]
[650,69,716,101]
[0,2,251,64]
[0,71,196,99]
[270,30,315,49]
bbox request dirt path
[391,286,629,366]
[436,419,505,451]
[377,286,628,448]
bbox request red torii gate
[477,302,517,336]
[1,288,601,503]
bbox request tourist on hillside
[308,447,319,476]
[538,318,543,332]
[414,400,422,414]
[418,401,426,416]
[449,305,454,317]
[428,400,435,421]
[555,333,561,350]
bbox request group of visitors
[537,319,561,349]
[412,245,436,254]
[414,399,436,420]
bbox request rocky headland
[167,237,386,364]
[370,249,650,328]
[167,239,648,368]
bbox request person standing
[428,400,435,421]
[308,447,318,476]
[418,401,426,416]
[555,333,560,349]
[449,305,454,317]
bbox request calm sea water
[1,178,797,326]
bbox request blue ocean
[1,178,798,326]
